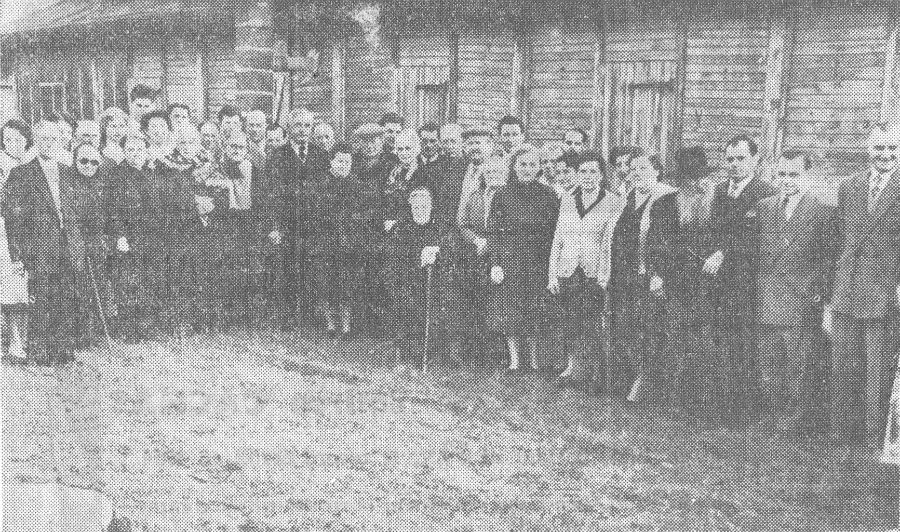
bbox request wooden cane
[85,255,113,349]
[422,264,434,374]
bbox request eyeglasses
[78,158,100,166]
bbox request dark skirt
[489,248,552,336]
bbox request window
[36,82,65,120]
[416,83,447,126]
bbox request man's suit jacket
[263,142,328,239]
[706,177,777,306]
[828,169,900,319]
[421,155,469,226]
[1,158,85,276]
[756,193,837,325]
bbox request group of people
[1,83,898,447]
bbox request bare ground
[2,329,897,531]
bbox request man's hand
[702,250,724,275]
[11,261,25,277]
[822,304,834,336]
[649,275,664,297]
[384,220,397,232]
[268,230,282,246]
[238,159,252,178]
[490,265,504,284]
[474,237,488,256]
[116,236,130,253]
[420,246,440,267]
[548,277,560,296]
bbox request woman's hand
[116,236,130,253]
[490,265,504,284]
[547,277,560,295]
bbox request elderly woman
[71,142,110,347]
[99,107,130,166]
[487,145,560,372]
[0,119,33,360]
[607,154,679,401]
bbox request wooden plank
[759,2,797,164]
[881,4,900,123]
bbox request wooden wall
[527,19,597,146]
[457,24,516,129]
[344,21,395,132]
[682,3,770,166]
[782,0,890,176]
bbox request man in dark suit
[415,123,468,226]
[825,123,900,446]
[2,121,86,365]
[263,107,328,329]
[755,151,837,435]
[702,135,777,427]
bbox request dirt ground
[2,329,897,531]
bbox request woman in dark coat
[306,144,382,336]
[607,154,679,400]
[103,133,173,341]
[71,143,110,347]
[487,146,560,371]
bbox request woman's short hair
[508,144,540,181]
[120,132,150,150]
[0,119,33,152]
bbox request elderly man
[266,124,287,154]
[382,129,427,228]
[245,110,268,168]
[313,122,336,153]
[826,123,900,446]
[2,121,85,364]
[440,123,464,161]
[702,135,776,428]
[352,123,395,187]
[755,151,837,435]
[563,128,588,156]
[75,120,102,149]
[208,130,263,328]
[264,107,328,328]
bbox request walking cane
[86,256,113,350]
[422,264,434,374]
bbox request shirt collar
[729,176,753,197]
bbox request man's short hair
[379,112,404,127]
[462,126,493,140]
[330,142,353,159]
[555,151,581,170]
[267,123,285,134]
[167,103,190,116]
[577,150,607,174]
[120,132,150,149]
[609,146,643,164]
[408,186,432,200]
[497,115,524,133]
[418,122,440,136]
[140,110,171,132]
[779,149,813,170]
[565,128,589,144]
[217,105,242,124]
[725,134,759,156]
[46,111,75,131]
[287,107,315,125]
[129,84,156,103]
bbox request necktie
[871,175,885,208]
[728,180,739,198]
[782,195,791,220]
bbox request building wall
[682,3,770,166]
[344,21,395,132]
[782,0,890,176]
[527,19,597,146]
[457,24,516,129]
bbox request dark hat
[675,146,711,182]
